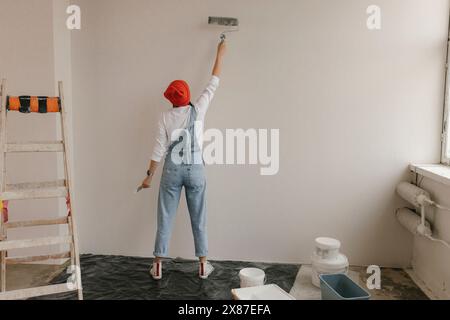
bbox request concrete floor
[4,263,429,300]
[290,265,429,300]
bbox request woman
[141,40,226,280]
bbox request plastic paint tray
[319,273,371,300]
[232,284,296,300]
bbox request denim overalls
[153,105,208,258]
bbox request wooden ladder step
[6,141,64,153]
[6,252,71,264]
[0,236,72,251]
[0,283,76,300]
[0,180,67,200]
[5,217,68,229]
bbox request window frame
[444,101,450,165]
[442,25,450,165]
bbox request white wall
[411,176,450,299]
[70,0,449,265]
[0,0,62,257]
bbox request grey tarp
[36,254,300,300]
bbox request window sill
[410,164,450,187]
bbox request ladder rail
[58,81,83,300]
[0,79,8,293]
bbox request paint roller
[208,16,239,41]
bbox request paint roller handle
[217,39,227,55]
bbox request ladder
[0,79,83,300]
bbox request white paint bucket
[239,268,266,288]
[311,237,349,287]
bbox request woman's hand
[141,161,159,189]
[141,176,152,189]
[213,40,226,77]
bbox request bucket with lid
[239,268,266,288]
[315,237,341,259]
[311,237,349,287]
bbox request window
[443,31,450,165]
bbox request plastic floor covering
[36,254,300,300]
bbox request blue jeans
[153,160,208,258]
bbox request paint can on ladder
[311,237,349,287]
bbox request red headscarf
[164,80,191,107]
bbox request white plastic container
[232,284,296,300]
[314,237,341,259]
[239,268,266,288]
[311,237,349,287]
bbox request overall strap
[188,104,203,164]
[188,103,197,149]
[167,104,198,156]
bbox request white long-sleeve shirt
[151,76,220,162]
